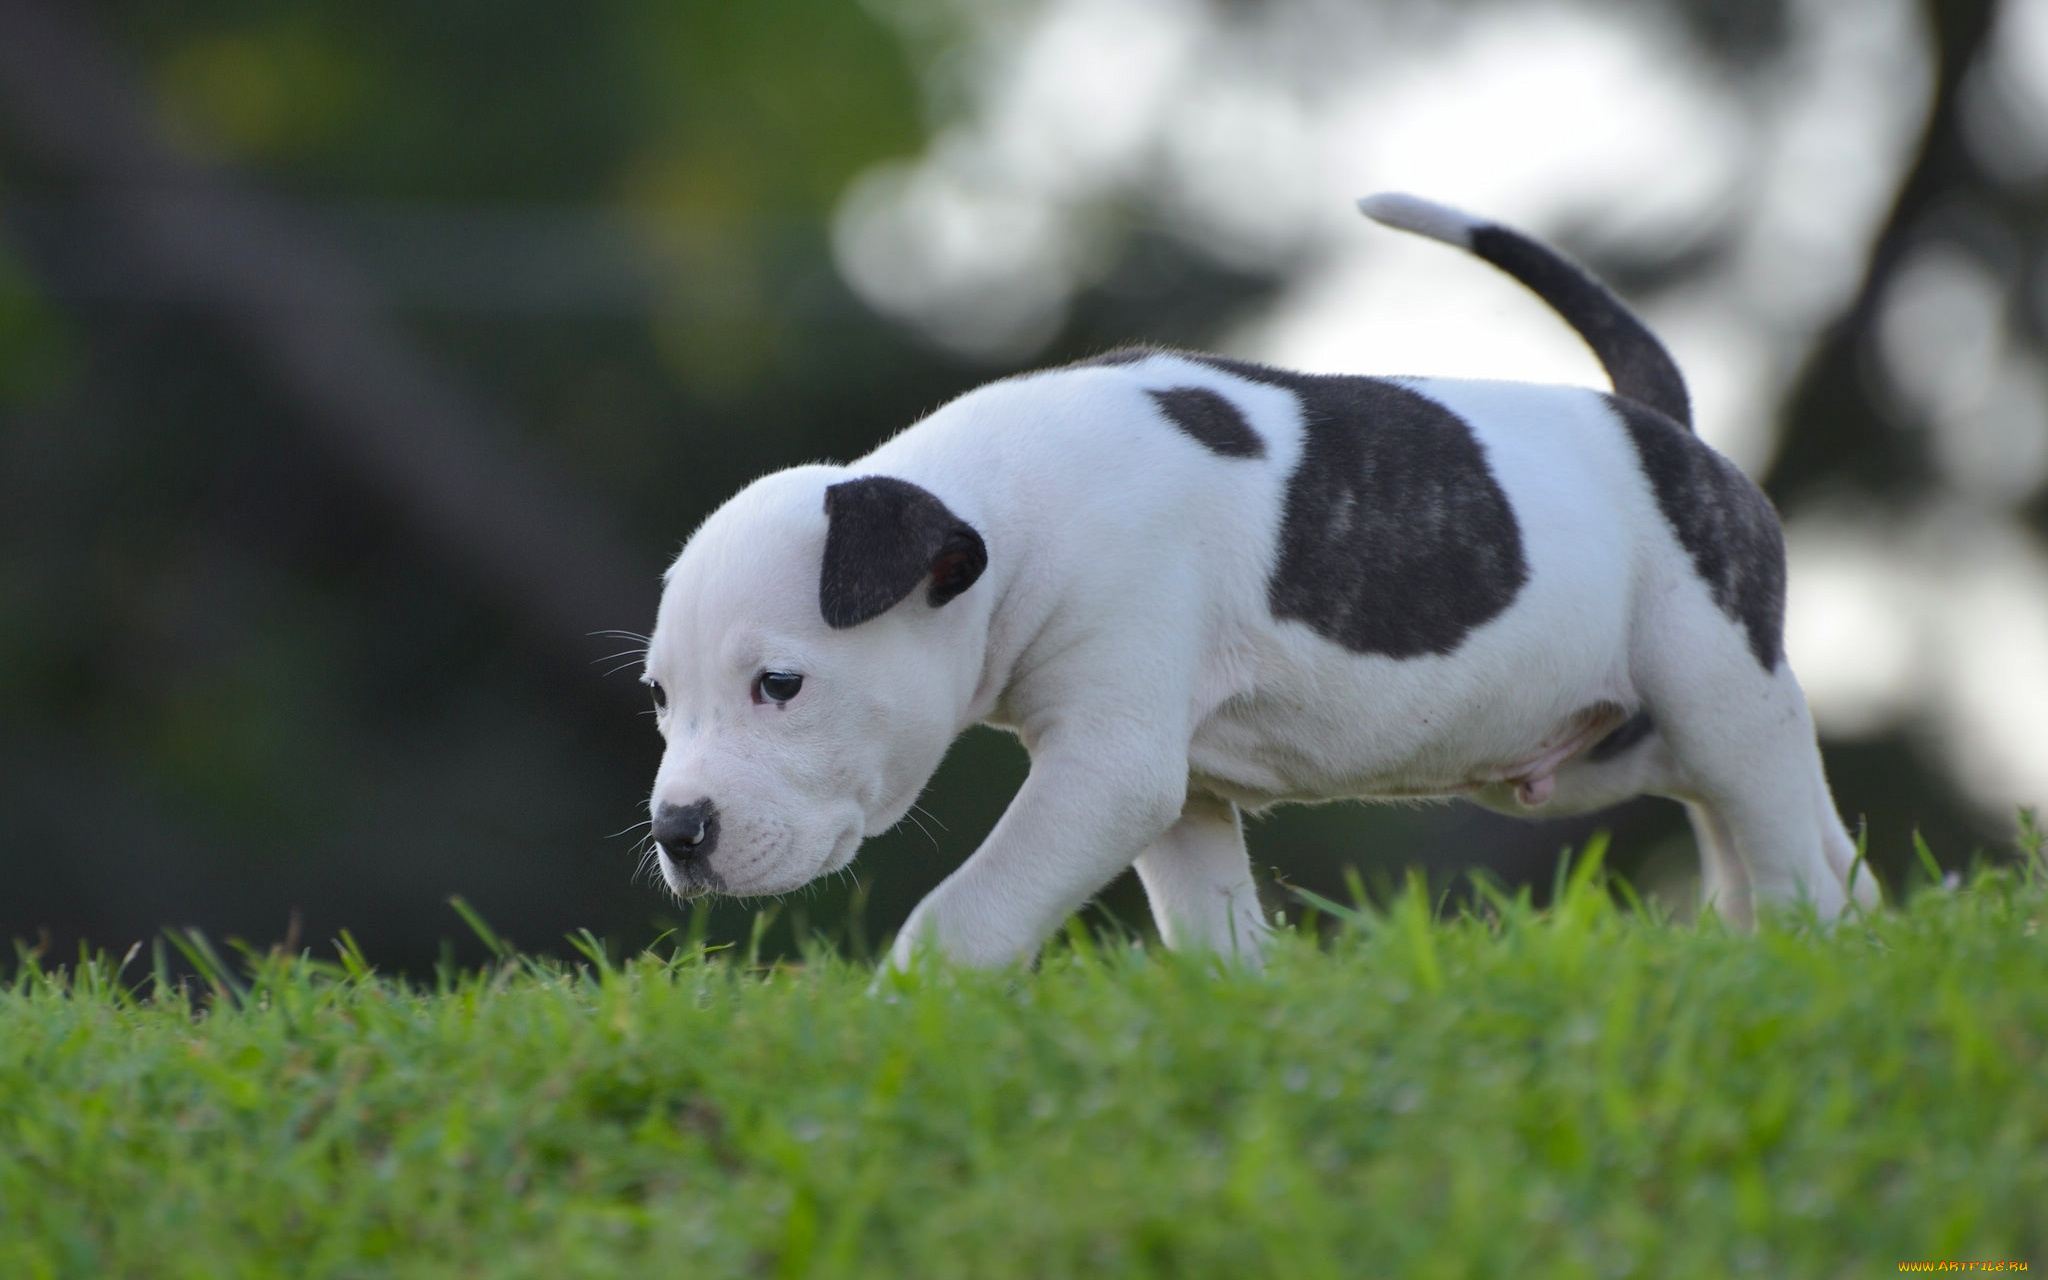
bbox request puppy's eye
[753,671,803,705]
[647,680,667,711]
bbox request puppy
[640,192,1877,968]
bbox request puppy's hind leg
[1815,758,1882,911]
[1653,655,1852,924]
[1686,800,1755,928]
[1133,791,1271,969]
[1536,722,1757,923]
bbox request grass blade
[448,896,515,961]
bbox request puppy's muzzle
[653,799,720,866]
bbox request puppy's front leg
[1133,791,1270,969]
[889,737,1187,969]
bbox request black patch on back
[1195,355,1528,658]
[1607,397,1785,669]
[1471,224,1693,430]
[1588,708,1655,762]
[820,476,987,629]
[1147,386,1264,459]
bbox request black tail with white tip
[1357,193,1693,431]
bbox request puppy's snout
[654,799,720,863]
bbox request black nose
[653,799,720,863]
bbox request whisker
[899,807,941,856]
[633,837,665,886]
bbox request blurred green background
[0,0,2036,969]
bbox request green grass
[4,845,2045,1279]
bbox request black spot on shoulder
[1197,355,1528,658]
[1588,708,1655,762]
[1607,396,1785,669]
[1147,386,1264,459]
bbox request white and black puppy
[641,192,1877,969]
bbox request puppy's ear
[821,476,988,629]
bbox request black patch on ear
[821,476,988,629]
[1606,396,1785,670]
[1147,386,1265,459]
[1587,708,1656,762]
[1196,355,1529,658]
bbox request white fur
[1356,192,1481,249]
[644,327,1874,971]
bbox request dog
[640,192,1878,969]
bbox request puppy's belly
[1186,696,1630,810]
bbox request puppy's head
[642,466,988,898]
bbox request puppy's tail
[1357,192,1692,431]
